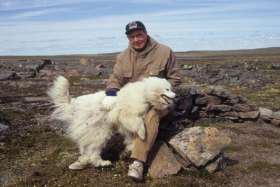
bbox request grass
[228,84,280,110]
[246,161,280,173]
[68,75,102,84]
[2,49,280,186]
[224,145,243,153]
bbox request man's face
[127,30,148,51]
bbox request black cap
[125,21,146,35]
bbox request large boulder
[148,141,182,178]
[168,127,231,170]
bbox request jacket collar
[129,36,158,57]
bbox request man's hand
[102,88,119,110]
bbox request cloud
[9,7,71,19]
[0,0,93,11]
[0,0,279,55]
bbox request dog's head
[143,77,176,110]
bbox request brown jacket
[107,37,181,89]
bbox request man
[105,21,181,181]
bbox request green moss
[182,169,212,178]
[228,84,280,110]
[176,170,229,186]
[246,161,280,173]
[224,145,243,153]
[198,123,210,127]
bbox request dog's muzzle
[160,94,175,105]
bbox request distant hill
[176,47,280,57]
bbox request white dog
[48,76,175,170]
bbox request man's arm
[166,51,181,88]
[103,56,124,110]
[106,56,124,94]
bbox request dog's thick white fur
[48,76,175,169]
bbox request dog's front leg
[120,115,146,140]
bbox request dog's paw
[102,96,117,110]
[99,160,112,167]
[69,160,89,170]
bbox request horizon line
[0,46,279,57]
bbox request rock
[238,111,259,120]
[96,64,105,70]
[168,127,231,167]
[271,119,280,127]
[68,69,80,77]
[205,153,225,173]
[194,96,208,106]
[272,111,280,120]
[195,95,222,106]
[191,106,199,115]
[271,63,280,70]
[41,58,54,65]
[80,57,90,65]
[219,111,240,121]
[225,95,247,105]
[23,96,49,103]
[0,71,20,81]
[97,71,104,77]
[38,69,57,78]
[0,59,53,80]
[0,123,9,133]
[207,104,232,113]
[199,111,208,118]
[232,104,258,112]
[182,64,193,70]
[18,71,36,78]
[208,86,231,99]
[259,107,273,121]
[207,96,223,105]
[175,86,201,97]
[173,151,193,169]
[148,141,182,178]
[24,60,51,74]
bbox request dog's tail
[48,76,72,121]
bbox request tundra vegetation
[0,48,280,186]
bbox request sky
[0,0,280,55]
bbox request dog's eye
[166,88,170,91]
